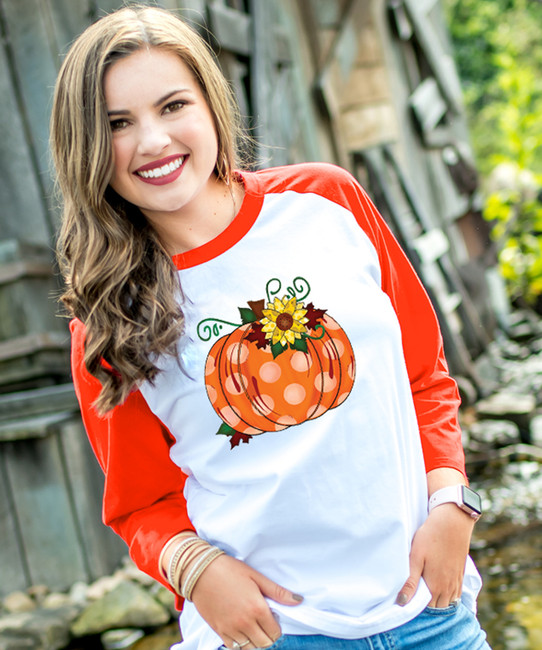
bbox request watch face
[462,486,482,514]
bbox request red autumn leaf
[245,322,269,349]
[305,303,327,330]
[230,432,251,448]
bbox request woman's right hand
[190,554,303,649]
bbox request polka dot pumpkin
[200,279,356,447]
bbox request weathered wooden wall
[0,0,498,596]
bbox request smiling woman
[103,48,237,250]
[50,5,244,414]
[50,5,491,650]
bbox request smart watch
[428,485,482,521]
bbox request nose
[136,118,171,156]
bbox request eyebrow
[107,89,191,117]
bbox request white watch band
[428,484,481,520]
[428,485,463,512]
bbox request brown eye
[163,100,186,114]
[110,119,129,132]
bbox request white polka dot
[206,385,217,404]
[283,383,306,405]
[259,362,281,383]
[276,415,297,426]
[315,372,338,393]
[290,351,312,372]
[204,355,216,376]
[224,373,247,395]
[219,405,241,427]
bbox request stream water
[469,457,542,649]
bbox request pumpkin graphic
[198,277,356,447]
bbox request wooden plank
[58,418,126,579]
[0,447,29,596]
[3,431,88,590]
[339,103,399,151]
[0,412,74,442]
[0,384,78,424]
[339,65,392,107]
[176,0,207,28]
[403,0,463,113]
[42,0,94,59]
[409,77,447,136]
[0,0,59,228]
[207,3,252,56]
[413,228,449,264]
[0,332,69,361]
[0,39,50,245]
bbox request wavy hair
[51,5,243,413]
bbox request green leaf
[216,422,237,437]
[291,337,308,353]
[271,342,286,359]
[239,307,257,324]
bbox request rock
[42,593,73,610]
[0,635,35,650]
[468,419,521,449]
[531,415,542,447]
[150,584,178,619]
[0,607,75,650]
[26,586,49,605]
[71,581,170,637]
[2,592,35,614]
[455,375,478,407]
[475,392,536,441]
[86,574,125,601]
[69,581,89,607]
[131,623,182,650]
[101,628,145,649]
[115,562,155,588]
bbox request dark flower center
[276,312,294,331]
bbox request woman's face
[104,47,219,225]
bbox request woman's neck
[146,176,245,256]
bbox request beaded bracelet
[167,536,201,589]
[181,546,225,601]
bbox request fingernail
[292,593,303,602]
[395,593,408,606]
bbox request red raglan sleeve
[333,169,466,476]
[70,318,194,604]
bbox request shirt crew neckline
[171,171,262,270]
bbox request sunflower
[260,296,309,347]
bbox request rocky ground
[1,311,541,650]
[0,558,181,650]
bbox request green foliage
[444,0,542,307]
[484,168,542,306]
[444,0,542,175]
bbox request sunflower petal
[291,321,307,333]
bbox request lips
[134,155,186,185]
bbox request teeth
[137,156,183,179]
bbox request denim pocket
[423,600,461,617]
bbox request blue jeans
[253,602,491,650]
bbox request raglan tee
[71,163,482,650]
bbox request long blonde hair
[51,5,243,413]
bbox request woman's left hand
[396,503,475,608]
